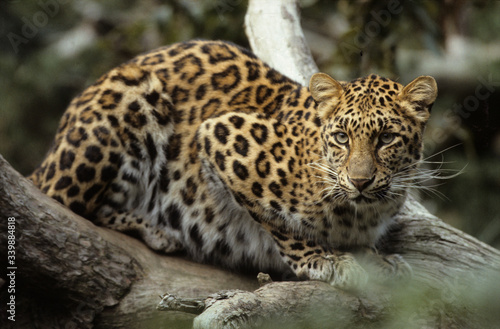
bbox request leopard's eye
[334,132,349,145]
[379,132,395,145]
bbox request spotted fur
[30,40,437,288]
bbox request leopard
[29,40,437,290]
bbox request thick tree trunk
[1,0,499,328]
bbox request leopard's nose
[348,177,374,192]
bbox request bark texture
[244,0,318,85]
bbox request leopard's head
[309,73,437,206]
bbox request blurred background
[1,0,499,248]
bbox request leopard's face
[310,74,438,206]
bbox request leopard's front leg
[197,111,370,289]
[264,224,368,290]
[356,246,413,284]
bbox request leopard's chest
[316,200,402,248]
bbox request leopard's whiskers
[391,148,465,200]
[308,161,343,201]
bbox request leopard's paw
[382,253,413,282]
[298,253,368,291]
[361,251,413,285]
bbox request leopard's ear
[399,76,438,123]
[309,73,343,120]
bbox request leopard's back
[29,40,309,272]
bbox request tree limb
[244,0,318,85]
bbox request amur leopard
[29,40,437,289]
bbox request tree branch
[244,0,318,85]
